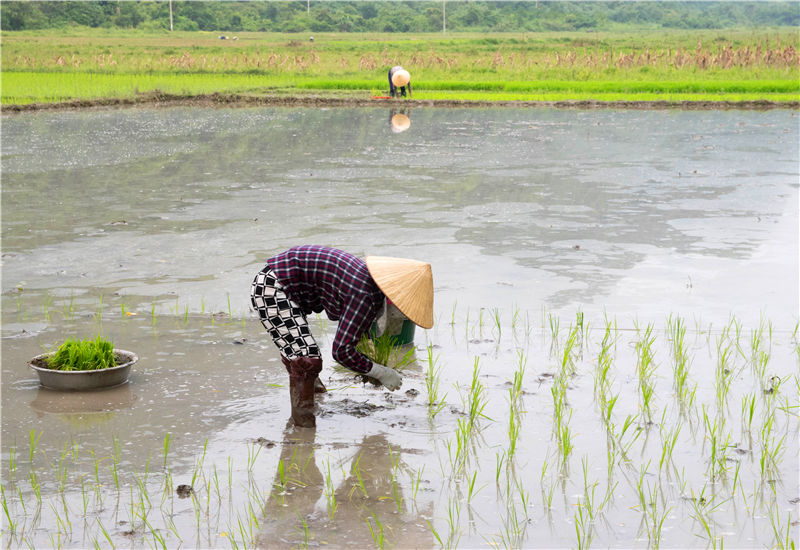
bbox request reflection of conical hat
[391,69,410,87]
[390,113,411,133]
[366,256,433,329]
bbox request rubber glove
[367,363,402,391]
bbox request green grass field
[2,29,798,105]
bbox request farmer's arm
[331,294,380,374]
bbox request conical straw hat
[391,69,410,87]
[366,256,433,329]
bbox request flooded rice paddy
[1,106,798,548]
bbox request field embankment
[2,29,799,109]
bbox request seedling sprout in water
[2,300,798,549]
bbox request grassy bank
[2,29,799,106]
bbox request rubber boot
[281,356,323,428]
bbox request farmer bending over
[250,245,434,428]
[388,66,412,98]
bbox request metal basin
[29,350,138,391]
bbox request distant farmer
[388,66,412,98]
[250,245,434,428]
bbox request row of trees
[2,1,798,33]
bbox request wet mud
[2,90,797,114]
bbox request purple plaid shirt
[266,245,384,374]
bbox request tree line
[2,1,798,33]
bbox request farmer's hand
[367,363,402,391]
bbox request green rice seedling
[43,292,53,321]
[560,323,580,377]
[729,460,743,499]
[110,436,121,493]
[445,496,462,548]
[162,433,172,469]
[491,307,502,340]
[635,324,658,422]
[357,331,414,371]
[594,322,615,399]
[496,451,506,484]
[511,304,520,334]
[28,470,42,507]
[151,301,158,327]
[548,313,560,354]
[427,519,449,550]
[1,486,15,535]
[741,393,757,437]
[56,442,71,492]
[366,515,385,549]
[388,446,404,513]
[702,406,731,481]
[644,482,670,549]
[425,345,447,418]
[510,350,526,408]
[610,413,642,464]
[274,460,287,495]
[551,379,567,438]
[515,477,531,520]
[349,453,368,499]
[410,466,424,502]
[28,428,41,465]
[323,459,337,520]
[759,421,786,481]
[447,418,470,475]
[575,310,587,347]
[769,505,794,550]
[498,493,527,548]
[465,357,490,431]
[574,499,594,550]
[227,293,232,318]
[714,336,735,408]
[245,441,260,474]
[658,424,682,476]
[600,392,619,425]
[557,420,575,468]
[449,301,457,325]
[688,486,728,548]
[8,444,17,484]
[580,456,600,520]
[466,470,484,504]
[507,391,521,459]
[45,337,116,371]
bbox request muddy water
[2,106,798,548]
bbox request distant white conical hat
[391,69,410,87]
[366,256,433,329]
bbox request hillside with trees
[2,1,798,33]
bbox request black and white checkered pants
[250,266,321,359]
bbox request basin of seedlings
[29,336,137,391]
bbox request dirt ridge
[3,91,798,113]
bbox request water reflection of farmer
[388,66,412,98]
[389,108,411,133]
[257,431,434,547]
[250,245,434,428]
